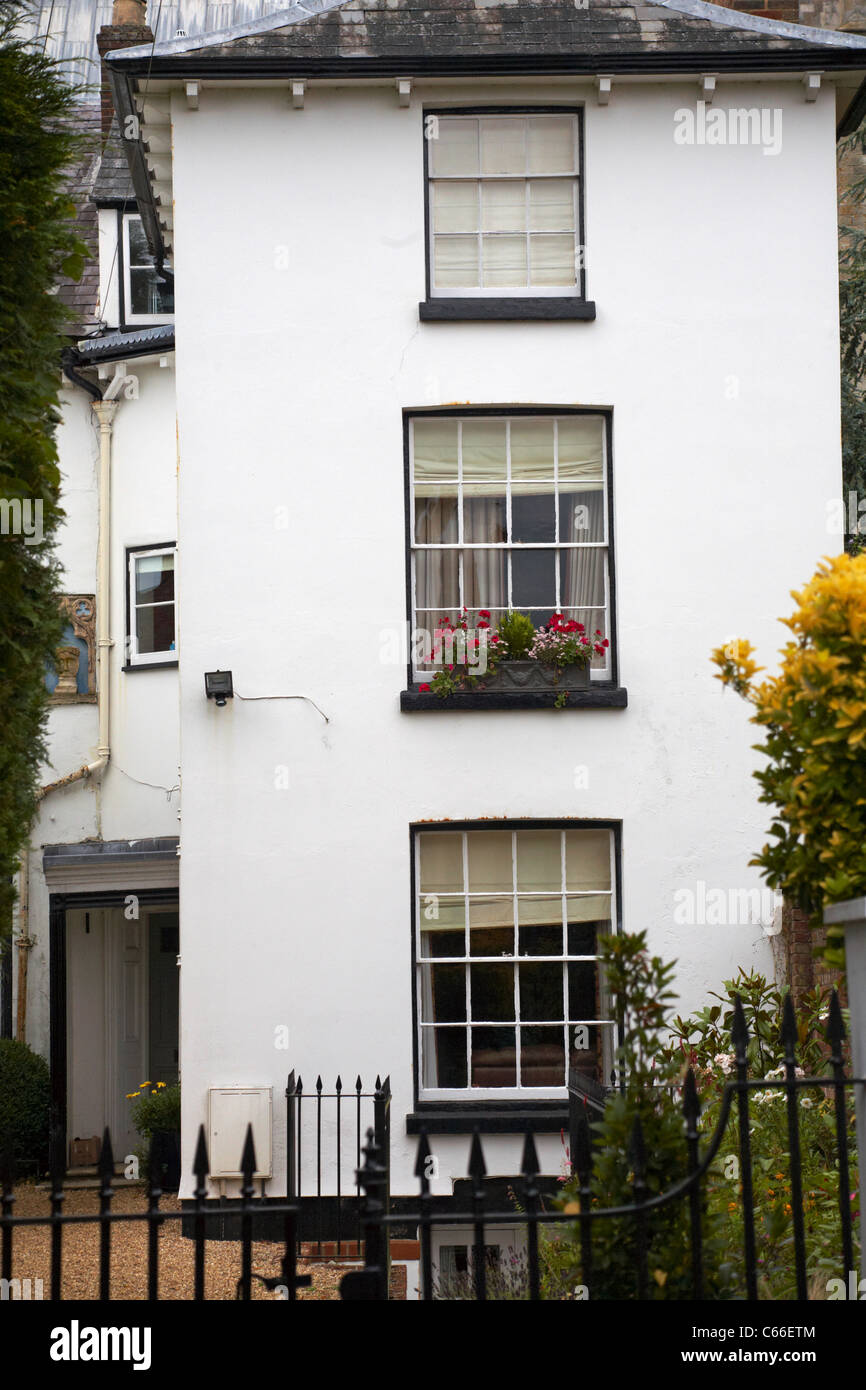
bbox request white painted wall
[20,357,180,1069]
[168,76,839,1193]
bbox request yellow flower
[127,1092,140,1099]
[727,1202,737,1212]
[139,1081,151,1089]
[156,1082,166,1089]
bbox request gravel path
[5,1184,343,1301]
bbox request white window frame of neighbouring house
[424,109,585,300]
[126,544,177,668]
[413,821,619,1103]
[407,410,614,682]
[121,212,175,326]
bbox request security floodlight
[204,670,233,706]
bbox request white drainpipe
[15,365,133,1042]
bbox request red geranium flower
[419,683,431,692]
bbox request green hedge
[0,1038,50,1175]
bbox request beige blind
[418,829,612,932]
[413,417,604,499]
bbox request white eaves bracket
[185,81,199,110]
[396,77,412,107]
[803,72,822,102]
[700,74,717,103]
[291,79,306,110]
[597,75,612,106]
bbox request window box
[477,658,588,694]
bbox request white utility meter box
[207,1086,273,1178]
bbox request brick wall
[96,24,153,134]
[781,900,845,1008]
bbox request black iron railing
[285,1071,390,1257]
[342,990,862,1301]
[0,1126,311,1301]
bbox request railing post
[340,1127,389,1300]
[824,898,866,1279]
[374,1075,391,1289]
[285,1071,296,1201]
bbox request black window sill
[122,660,178,672]
[401,685,627,712]
[407,1106,568,1135]
[419,298,596,323]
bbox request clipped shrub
[497,610,536,660]
[0,1038,50,1175]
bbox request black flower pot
[150,1129,181,1192]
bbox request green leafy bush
[128,1081,180,1139]
[555,933,731,1300]
[0,1038,50,1174]
[660,973,859,1298]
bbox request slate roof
[56,103,103,338]
[105,0,866,67]
[91,119,136,205]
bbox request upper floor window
[415,824,617,1100]
[123,214,174,324]
[127,545,176,667]
[426,111,583,301]
[408,411,613,682]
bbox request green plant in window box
[496,610,536,660]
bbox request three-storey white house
[9,0,866,1274]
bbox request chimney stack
[97,1,154,135]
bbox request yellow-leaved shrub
[711,553,866,964]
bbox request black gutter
[64,331,175,371]
[106,48,866,140]
[105,67,167,272]
[61,347,103,401]
[106,47,866,78]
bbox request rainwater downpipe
[15,359,130,1042]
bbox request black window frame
[407,817,623,1129]
[420,105,595,323]
[400,406,624,709]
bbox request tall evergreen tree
[0,0,87,934]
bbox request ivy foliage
[0,1,88,936]
[712,553,866,964]
[839,129,866,553]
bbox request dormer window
[122,213,174,324]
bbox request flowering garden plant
[421,609,608,699]
[420,609,506,698]
[528,613,609,670]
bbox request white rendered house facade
[11,0,866,1221]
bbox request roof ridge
[105,0,349,63]
[658,0,866,49]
